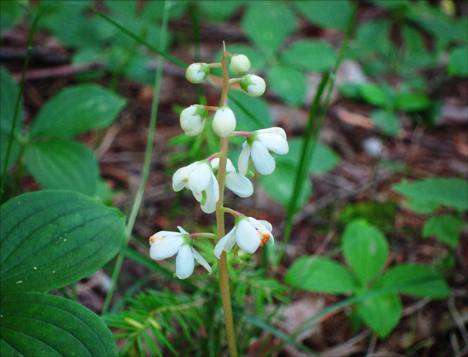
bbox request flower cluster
[149,49,288,278]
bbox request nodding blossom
[229,54,251,75]
[211,158,253,198]
[172,161,219,213]
[212,106,236,138]
[180,105,208,136]
[240,74,266,97]
[149,227,212,279]
[238,127,289,176]
[214,217,274,258]
[186,63,210,83]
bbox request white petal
[225,159,236,173]
[191,247,212,274]
[201,184,217,214]
[258,133,289,155]
[176,245,195,279]
[172,162,198,192]
[238,144,251,176]
[257,220,273,232]
[251,141,275,175]
[177,226,189,234]
[225,172,253,198]
[214,227,237,258]
[257,127,286,139]
[210,171,220,203]
[236,219,261,254]
[211,158,220,169]
[150,235,184,260]
[188,162,211,193]
[249,217,274,245]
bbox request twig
[12,62,105,81]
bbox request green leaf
[228,90,271,131]
[342,219,389,285]
[242,2,297,55]
[375,264,450,299]
[0,292,118,357]
[260,162,311,209]
[142,0,188,20]
[448,47,468,77]
[404,200,440,214]
[0,0,26,33]
[285,256,356,294]
[392,177,468,212]
[294,0,352,30]
[357,292,402,338]
[394,93,430,112]
[359,84,389,107]
[281,40,337,73]
[198,1,243,22]
[268,66,306,106]
[423,214,466,248]
[24,140,99,196]
[0,190,126,293]
[1,67,22,172]
[29,84,127,138]
[371,109,400,136]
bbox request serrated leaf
[29,84,127,138]
[423,214,466,248]
[268,66,306,106]
[375,264,450,299]
[285,256,356,294]
[392,177,468,212]
[242,2,297,55]
[0,190,126,293]
[357,292,402,338]
[24,140,99,196]
[0,292,118,357]
[342,219,389,285]
[294,1,352,30]
[1,67,22,172]
[281,40,337,72]
[448,47,468,77]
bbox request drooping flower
[211,158,253,198]
[214,217,274,258]
[212,106,236,137]
[229,54,251,75]
[149,226,212,279]
[180,105,208,136]
[172,161,219,213]
[238,127,289,176]
[240,74,266,97]
[186,63,210,83]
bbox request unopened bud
[229,54,251,75]
[240,74,266,97]
[180,105,208,136]
[186,63,209,83]
[212,106,236,137]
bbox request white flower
[180,105,208,136]
[186,63,210,83]
[240,74,266,97]
[149,226,212,279]
[173,161,219,213]
[212,106,236,137]
[214,217,274,258]
[229,54,251,75]
[211,158,253,198]
[238,127,289,176]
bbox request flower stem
[215,47,238,357]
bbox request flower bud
[212,106,236,137]
[186,63,210,83]
[240,74,266,97]
[229,54,251,75]
[180,105,208,136]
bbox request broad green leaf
[0,0,26,33]
[375,264,450,299]
[285,256,356,294]
[339,201,398,229]
[29,84,127,138]
[371,109,400,136]
[423,214,466,248]
[260,162,311,209]
[281,40,337,73]
[357,292,402,338]
[228,90,271,131]
[448,47,468,77]
[198,1,243,21]
[0,190,126,293]
[0,292,118,357]
[268,66,306,106]
[342,219,389,285]
[370,0,411,11]
[394,93,430,112]
[275,138,339,175]
[359,84,389,107]
[24,140,99,196]
[294,1,352,30]
[242,2,297,55]
[142,0,188,20]
[392,177,468,212]
[0,67,22,172]
[404,200,440,214]
[348,20,392,58]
